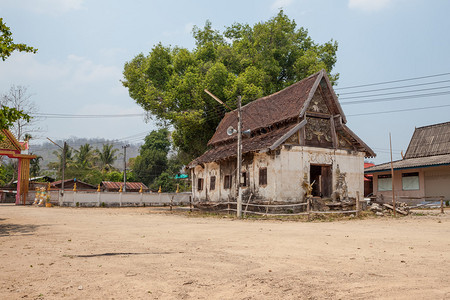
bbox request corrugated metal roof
[404,121,450,158]
[365,153,450,173]
[101,181,148,190]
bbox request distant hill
[29,137,142,171]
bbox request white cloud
[271,0,294,11]
[0,52,124,97]
[348,0,393,12]
[0,0,85,15]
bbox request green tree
[0,18,37,61]
[47,144,73,179]
[95,144,118,171]
[132,128,170,186]
[0,18,36,131]
[75,143,95,168]
[104,170,122,182]
[82,169,103,186]
[0,160,16,186]
[123,10,338,162]
[30,155,42,177]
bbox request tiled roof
[52,179,97,189]
[208,71,322,146]
[189,69,375,167]
[101,181,148,190]
[189,123,298,167]
[405,121,450,158]
[365,153,450,173]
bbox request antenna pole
[236,96,242,218]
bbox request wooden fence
[194,194,363,219]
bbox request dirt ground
[0,204,449,300]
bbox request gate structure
[0,129,36,205]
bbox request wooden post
[243,193,253,218]
[170,196,173,212]
[307,196,311,221]
[356,191,360,217]
[441,196,444,214]
[389,133,396,217]
[189,195,192,212]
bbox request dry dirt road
[0,204,449,300]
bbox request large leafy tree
[123,11,338,162]
[0,18,36,131]
[133,128,171,186]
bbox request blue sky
[0,0,449,164]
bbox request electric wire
[338,79,450,95]
[335,72,450,90]
[339,85,450,100]
[346,103,450,117]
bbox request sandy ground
[0,205,449,300]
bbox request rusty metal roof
[405,121,450,159]
[101,181,149,190]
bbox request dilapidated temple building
[188,70,375,203]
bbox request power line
[335,72,450,90]
[339,85,450,100]
[341,90,450,105]
[338,79,450,95]
[33,113,145,119]
[347,103,450,117]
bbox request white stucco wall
[191,145,365,203]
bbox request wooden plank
[383,203,408,215]
[243,202,307,208]
[310,210,358,214]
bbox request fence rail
[196,197,361,218]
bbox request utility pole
[236,96,242,218]
[122,144,130,192]
[204,89,244,218]
[47,138,66,198]
[389,133,396,217]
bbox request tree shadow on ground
[0,222,40,237]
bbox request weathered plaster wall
[191,146,365,203]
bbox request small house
[365,121,450,204]
[188,70,375,203]
[101,181,149,192]
[52,179,97,191]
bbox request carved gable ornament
[0,130,23,152]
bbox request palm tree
[47,144,73,178]
[30,155,42,177]
[96,144,118,171]
[75,143,95,168]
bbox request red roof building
[101,181,149,192]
